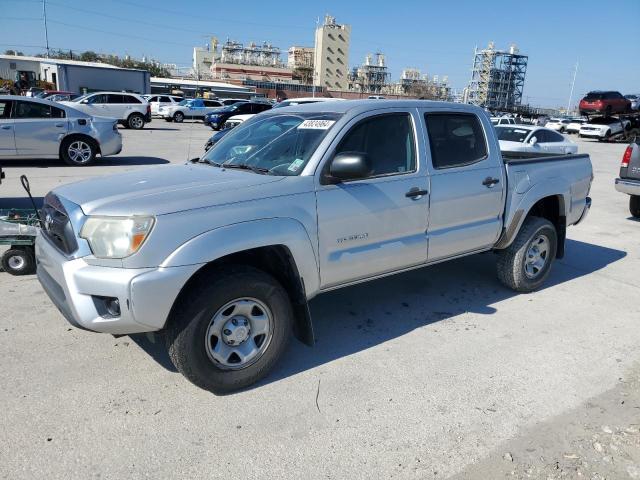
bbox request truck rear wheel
[496,216,557,293]
[165,265,293,394]
[630,195,640,218]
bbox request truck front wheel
[496,216,557,293]
[630,195,640,218]
[165,265,293,394]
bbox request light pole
[567,60,579,115]
[43,0,50,58]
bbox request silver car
[0,95,122,166]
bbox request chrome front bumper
[36,233,201,334]
[615,178,640,196]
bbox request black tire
[2,247,35,276]
[60,136,97,166]
[630,195,640,218]
[496,216,557,293]
[165,265,293,394]
[605,105,612,116]
[173,111,184,123]
[127,113,145,130]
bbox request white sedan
[0,95,121,166]
[545,118,572,132]
[496,125,578,156]
[579,116,631,139]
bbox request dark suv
[579,91,631,116]
[204,102,272,130]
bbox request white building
[313,15,351,90]
[192,37,219,79]
[0,54,149,93]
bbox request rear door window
[424,113,488,169]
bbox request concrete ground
[0,122,638,480]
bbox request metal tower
[467,42,528,110]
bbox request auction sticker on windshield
[288,159,305,172]
[298,119,336,130]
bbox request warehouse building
[0,55,150,94]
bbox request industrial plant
[466,42,528,109]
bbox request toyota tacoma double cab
[35,101,593,393]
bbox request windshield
[584,92,604,101]
[178,99,192,106]
[496,127,531,143]
[202,112,342,176]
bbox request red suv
[579,91,631,116]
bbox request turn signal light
[622,146,632,167]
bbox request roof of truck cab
[276,99,486,115]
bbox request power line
[46,19,195,47]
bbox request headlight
[80,216,155,258]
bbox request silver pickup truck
[35,101,593,393]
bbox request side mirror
[0,167,4,184]
[529,136,538,145]
[329,152,372,182]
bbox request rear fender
[497,177,570,250]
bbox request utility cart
[0,175,41,276]
[0,209,39,275]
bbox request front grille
[41,193,78,255]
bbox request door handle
[55,123,65,128]
[482,177,500,187]
[1,125,11,130]
[405,187,429,199]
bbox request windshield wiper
[222,163,271,175]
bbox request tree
[4,49,24,56]
[79,51,100,62]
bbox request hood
[53,164,285,216]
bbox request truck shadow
[261,238,626,389]
[128,239,626,383]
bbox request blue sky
[2,0,639,107]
